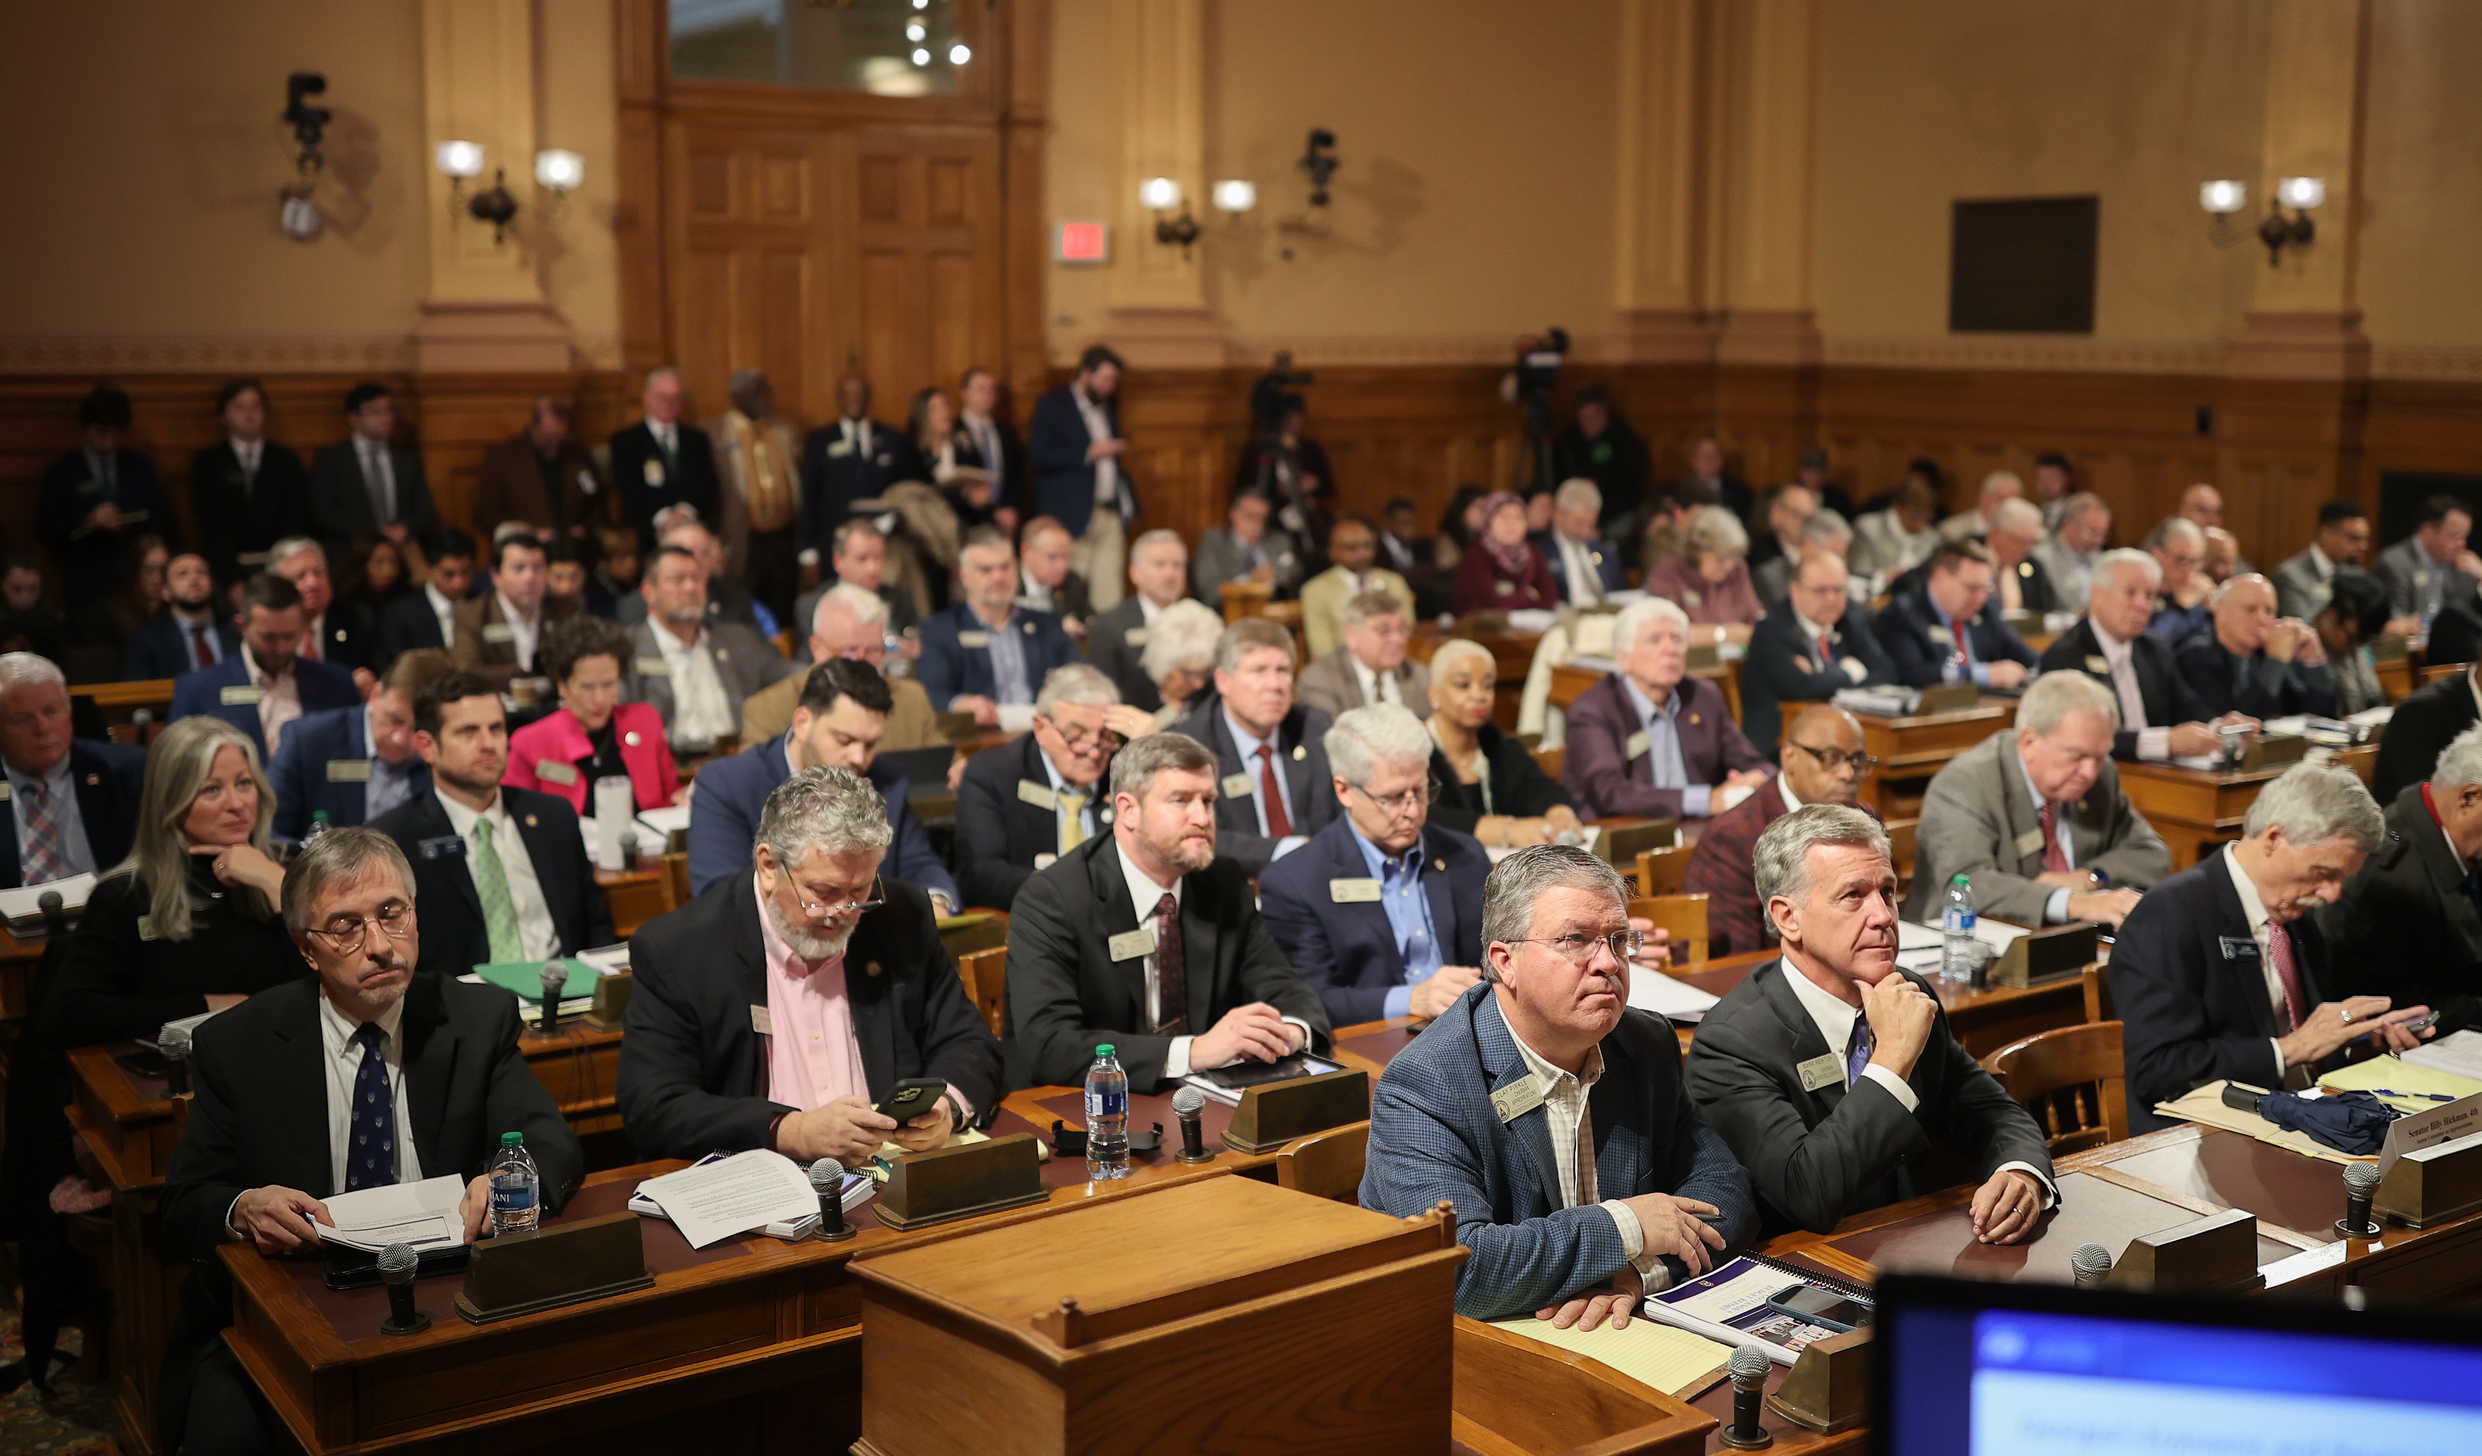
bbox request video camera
[1512,327,1570,405]
[1249,350,1315,436]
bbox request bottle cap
[1951,874,1969,885]
[501,1131,523,1146]
[1095,1044,1115,1057]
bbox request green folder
[474,959,596,1000]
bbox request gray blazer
[1901,731,2170,923]
[2374,535,2478,623]
[626,618,798,750]
[1191,526,1304,600]
[2272,545,2343,621]
[1294,645,1431,720]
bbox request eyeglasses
[1784,740,1878,776]
[1348,778,1439,817]
[1043,717,1122,753]
[1505,929,1647,965]
[785,873,885,922]
[309,901,417,954]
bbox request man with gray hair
[2143,515,2212,641]
[1905,670,2168,929]
[270,535,374,674]
[1536,479,1625,608]
[1174,617,1339,875]
[0,650,144,887]
[610,365,720,542]
[2111,761,2434,1133]
[1361,844,1754,1326]
[954,662,1156,906]
[1259,703,1492,1024]
[2032,490,2113,614]
[1688,805,2054,1238]
[1138,598,1225,725]
[621,764,1000,1162]
[1939,470,2023,544]
[740,580,941,749]
[1561,595,1769,820]
[1088,527,1191,711]
[2039,546,2230,764]
[2316,723,2482,1038]
[1003,731,1329,1091]
[1296,588,1430,718]
[1755,505,1851,609]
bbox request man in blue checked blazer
[1361,844,1755,1327]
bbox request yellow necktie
[1057,792,1087,854]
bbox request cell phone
[1762,1282,1873,1334]
[875,1077,949,1122]
[2398,1010,2443,1035]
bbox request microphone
[1171,1086,1214,1165]
[536,962,566,1036]
[810,1157,855,1242]
[130,708,153,745]
[37,889,65,943]
[2338,1162,2382,1239]
[1719,1344,1774,1449]
[160,1023,193,1097]
[2070,1242,2112,1288]
[377,1242,430,1335]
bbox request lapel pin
[625,731,641,747]
[865,961,883,977]
[1291,744,1306,760]
[524,814,538,827]
[1433,858,1445,871]
[1688,713,1701,725]
[85,774,99,786]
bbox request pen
[2365,1088,2456,1102]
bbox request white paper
[1630,969,1720,1023]
[1505,609,1558,634]
[631,1151,870,1235]
[315,1173,470,1252]
[1488,824,1598,864]
[575,943,631,975]
[1566,654,1621,675]
[2407,1031,2482,1083]
[146,1006,225,1051]
[1896,920,1945,952]
[1,872,97,927]
[633,804,691,846]
[2347,705,2393,728]
[996,702,1038,734]
[634,1149,822,1248]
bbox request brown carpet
[0,1296,114,1456]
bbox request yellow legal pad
[2319,1054,2482,1111]
[1486,1313,1734,1399]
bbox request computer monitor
[1873,1274,2482,1455]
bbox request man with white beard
[616,765,1002,1163]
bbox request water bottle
[488,1131,541,1235]
[302,809,331,846]
[1941,874,1978,983]
[1084,1045,1130,1181]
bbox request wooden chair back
[2081,961,2115,1023]
[1982,1021,2127,1157]
[2422,662,2471,687]
[1274,1121,1370,1202]
[662,852,691,913]
[1635,843,1695,897]
[956,946,1008,1038]
[1626,893,1709,965]
[1883,817,1919,899]
[1531,745,1565,782]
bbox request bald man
[1684,706,1875,958]
[2174,574,2339,721]
[740,584,942,749]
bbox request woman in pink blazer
[1642,504,1762,646]
[504,615,681,812]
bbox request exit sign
[1055,221,1109,265]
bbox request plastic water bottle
[489,1131,541,1235]
[1084,1045,1130,1181]
[1941,874,1978,983]
[302,810,331,846]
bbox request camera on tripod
[1508,328,1571,494]
[1512,328,1569,404]
[1250,350,1315,437]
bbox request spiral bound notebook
[1636,1254,1873,1366]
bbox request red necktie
[1950,618,1970,660]
[301,627,321,661]
[1256,744,1292,837]
[1816,632,1834,670]
[190,621,214,667]
[2268,924,2306,1033]
[2038,801,2070,874]
[1152,892,1189,1036]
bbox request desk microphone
[2338,1162,2382,1239]
[1171,1086,1214,1165]
[160,1023,193,1097]
[2070,1242,2112,1288]
[810,1158,855,1242]
[129,708,153,743]
[377,1242,430,1336]
[37,889,65,942]
[1719,1345,1773,1449]
[535,962,566,1036]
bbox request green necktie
[470,817,524,962]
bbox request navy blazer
[266,704,432,841]
[366,786,614,978]
[0,739,146,889]
[121,613,239,682]
[167,654,361,742]
[375,589,450,671]
[1871,582,2039,689]
[915,602,1078,715]
[1360,985,1756,1320]
[795,418,922,556]
[190,439,312,590]
[608,421,719,541]
[1739,603,1899,755]
[952,731,1101,910]
[38,448,172,609]
[1026,385,1132,539]
[1258,817,1490,1026]
[1529,529,1628,602]
[684,734,956,903]
[2172,626,2339,721]
[2039,617,2215,761]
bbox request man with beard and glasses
[1002,731,1330,1092]
[123,551,240,679]
[367,671,610,978]
[618,765,1001,1162]
[158,827,581,1456]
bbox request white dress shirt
[652,624,735,749]
[496,593,542,672]
[2088,621,2173,762]
[1349,653,1401,708]
[650,420,678,458]
[317,993,424,1191]
[241,644,302,757]
[1502,1017,1674,1293]
[1073,385,1118,508]
[436,787,560,961]
[355,436,398,523]
[2220,844,2307,1088]
[1112,843,1308,1079]
[231,436,262,480]
[424,582,459,647]
[1555,531,1605,606]
[961,411,1005,492]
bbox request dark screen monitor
[1873,1274,2482,1455]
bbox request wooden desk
[1669,951,2087,1061]
[74,677,177,744]
[594,866,669,941]
[0,926,43,1023]
[2121,744,2379,871]
[1777,696,2013,819]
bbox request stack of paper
[1505,608,1558,634]
[632,804,691,849]
[1486,1314,1733,1399]
[1486,824,1601,864]
[1833,685,1914,717]
[314,1173,470,1252]
[2320,1054,2482,1110]
[632,1150,846,1248]
[2407,1031,2482,1083]
[1629,969,1720,1024]
[463,959,596,1016]
[144,1006,224,1053]
[0,872,97,935]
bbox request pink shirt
[758,878,870,1112]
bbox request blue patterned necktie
[345,1022,398,1191]
[1845,1016,1876,1089]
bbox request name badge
[642,458,665,485]
[1494,580,1515,596]
[1016,779,1057,810]
[750,1004,773,1036]
[1221,772,1255,799]
[1330,877,1382,903]
[1798,1053,1846,1093]
[2218,935,2260,961]
[418,834,467,861]
[482,623,516,644]
[138,915,158,941]
[1927,625,1950,644]
[826,438,854,459]
[220,685,261,706]
[0,782,12,802]
[326,759,372,783]
[1623,729,1651,761]
[1125,626,1150,646]
[1491,1080,1547,1124]
[2014,829,2046,858]
[1682,589,1701,607]
[536,759,580,786]
[958,630,991,648]
[1034,852,1057,870]
[2085,655,2109,673]
[636,656,669,676]
[1107,926,1158,962]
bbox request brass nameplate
[1914,683,1980,716]
[585,969,634,1031]
[1452,611,1511,638]
[2376,1128,2482,1228]
[454,1211,652,1324]
[935,710,980,744]
[1223,1066,1370,1155]
[936,911,1007,959]
[2369,634,2411,665]
[2240,733,2309,771]
[875,1132,1047,1230]
[1991,922,2098,989]
[1595,819,1679,869]
[1685,643,1725,670]
[1767,1326,1871,1434]
[2105,1207,2261,1293]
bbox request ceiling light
[2198,179,2246,216]
[949,42,971,64]
[435,140,485,179]
[906,21,924,41]
[1139,177,1183,211]
[910,47,929,66]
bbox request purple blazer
[1560,672,1766,819]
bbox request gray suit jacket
[1191,526,1303,600]
[1900,731,2170,923]
[2272,545,2355,621]
[626,618,797,751]
[1294,645,1430,720]
[2374,535,2478,623]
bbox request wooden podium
[847,1172,1470,1456]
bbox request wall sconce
[1212,179,1258,214]
[1298,128,1338,207]
[278,71,330,241]
[2200,175,2323,265]
[1142,177,1200,254]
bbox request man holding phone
[618,765,1002,1164]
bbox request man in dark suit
[271,536,375,672]
[169,573,361,755]
[1871,539,2038,690]
[0,653,145,888]
[953,663,1149,909]
[2110,762,2432,1133]
[2319,728,2482,1036]
[1551,386,1653,537]
[1085,528,1189,712]
[1672,434,1753,522]
[471,396,604,542]
[1171,618,1340,876]
[123,552,240,680]
[1014,515,1095,632]
[796,373,921,566]
[1360,845,1755,1324]
[157,826,583,1456]
[685,659,956,908]
[306,382,435,559]
[2372,662,2480,805]
[1533,479,1629,607]
[1027,346,1136,616]
[1003,730,1330,1092]
[1687,805,2055,1237]
[37,384,171,613]
[2040,547,2228,764]
[916,526,1077,726]
[368,672,612,977]
[1739,551,1898,756]
[956,367,1025,515]
[1684,706,1870,959]
[190,379,312,594]
[608,367,719,543]
[2173,573,2338,720]
[1259,704,1491,1026]
[619,765,1001,1163]
[375,529,476,670]
[268,649,443,842]
[450,532,578,691]
[2429,593,2482,669]
[1562,597,1770,821]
